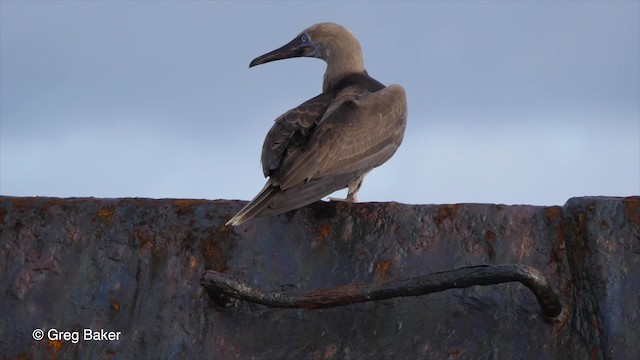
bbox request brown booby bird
[226,22,407,226]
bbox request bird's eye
[300,35,308,43]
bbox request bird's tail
[225,182,279,226]
[257,175,351,217]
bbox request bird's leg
[329,176,364,203]
[345,176,363,202]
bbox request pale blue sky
[1,1,638,206]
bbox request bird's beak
[250,37,317,68]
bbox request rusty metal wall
[0,196,638,359]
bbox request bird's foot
[328,196,357,203]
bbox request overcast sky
[1,1,638,206]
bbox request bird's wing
[261,92,335,177]
[277,84,408,190]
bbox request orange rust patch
[172,199,194,207]
[544,206,562,221]
[315,224,331,240]
[95,208,114,222]
[172,199,199,216]
[111,299,121,313]
[97,209,112,217]
[48,339,64,354]
[318,225,331,237]
[189,256,198,269]
[311,224,332,246]
[375,261,391,279]
[434,205,460,229]
[483,230,497,241]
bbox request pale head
[249,22,366,92]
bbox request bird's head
[249,23,365,91]
[249,27,319,67]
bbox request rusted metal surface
[562,197,640,360]
[0,196,638,359]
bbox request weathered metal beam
[0,196,637,359]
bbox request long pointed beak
[250,38,316,68]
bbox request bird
[226,22,407,226]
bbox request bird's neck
[322,50,365,93]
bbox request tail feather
[258,174,354,217]
[225,183,279,226]
[226,173,362,226]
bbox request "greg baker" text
[46,328,121,343]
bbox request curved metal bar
[201,264,563,318]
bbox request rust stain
[591,315,603,333]
[47,339,64,357]
[218,223,233,233]
[623,197,640,226]
[577,211,587,246]
[449,348,462,358]
[215,334,241,359]
[172,199,194,207]
[202,227,233,273]
[544,206,562,221]
[324,343,337,359]
[548,219,566,281]
[483,230,497,260]
[203,243,228,272]
[310,224,332,248]
[111,299,121,314]
[189,256,198,269]
[172,199,197,216]
[554,222,565,246]
[375,261,391,280]
[483,230,496,241]
[318,225,331,237]
[133,228,156,249]
[578,211,585,223]
[545,205,566,277]
[172,198,211,208]
[434,205,460,229]
[94,208,114,222]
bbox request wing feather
[261,92,334,177]
[278,84,407,189]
